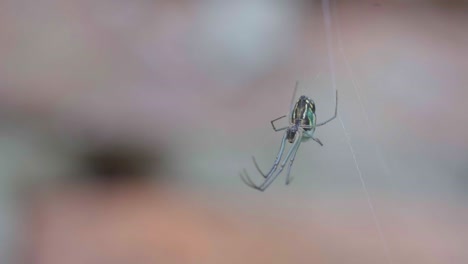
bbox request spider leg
[285,137,301,185]
[287,81,299,117]
[240,133,287,189]
[302,127,323,147]
[316,90,338,127]
[312,137,323,146]
[240,169,259,189]
[287,73,321,120]
[270,115,288,131]
[252,157,268,177]
[252,133,287,178]
[255,131,303,191]
[268,81,299,133]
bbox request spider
[240,82,338,191]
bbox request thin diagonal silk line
[339,119,393,264]
[321,1,393,263]
[333,3,393,261]
[336,33,392,177]
[332,0,391,177]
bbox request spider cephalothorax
[286,126,298,143]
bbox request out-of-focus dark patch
[78,142,167,185]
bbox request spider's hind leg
[303,129,323,147]
[252,133,288,178]
[312,137,323,146]
[240,169,263,191]
[285,139,301,185]
[252,156,268,178]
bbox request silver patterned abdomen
[287,95,317,142]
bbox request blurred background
[0,0,467,263]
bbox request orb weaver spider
[240,82,338,191]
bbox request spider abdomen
[290,95,316,131]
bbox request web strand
[321,1,393,263]
[334,11,392,179]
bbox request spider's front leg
[252,132,287,178]
[240,133,288,190]
[285,138,302,185]
[254,130,303,191]
[240,131,302,191]
[303,127,324,147]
